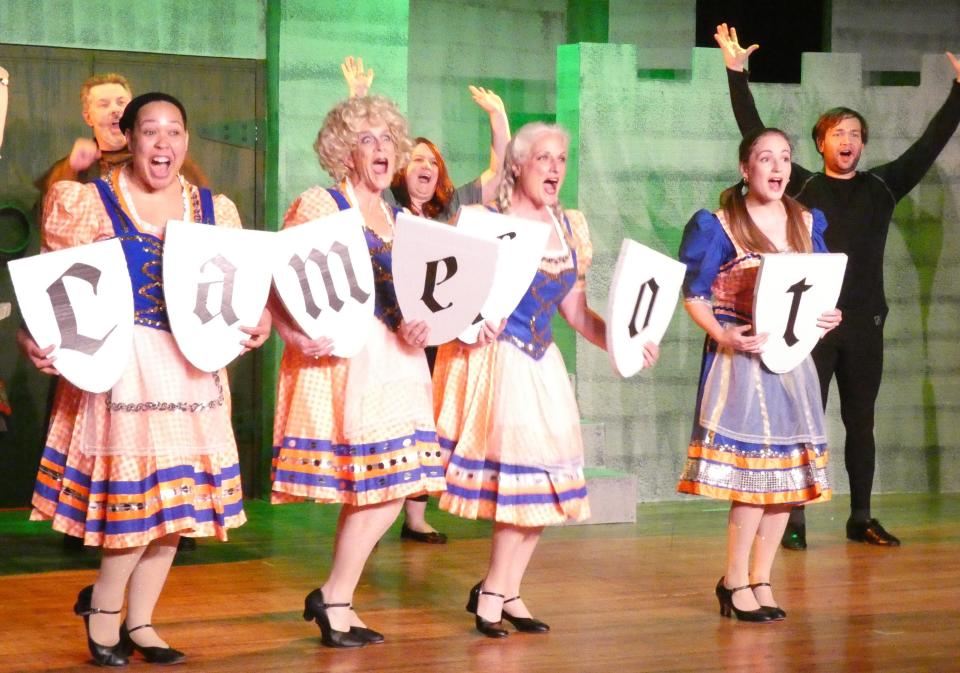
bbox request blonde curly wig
[314,95,413,182]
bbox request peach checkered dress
[30,171,247,548]
[433,209,593,527]
[270,186,445,506]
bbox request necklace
[344,178,393,237]
[118,166,190,231]
[545,207,570,257]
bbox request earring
[740,179,748,196]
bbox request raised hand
[714,23,759,72]
[947,52,960,83]
[68,137,101,172]
[341,56,374,98]
[468,85,506,117]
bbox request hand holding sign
[9,238,134,392]
[392,212,500,346]
[454,207,551,343]
[164,221,275,372]
[605,239,685,377]
[271,208,375,358]
[753,252,847,373]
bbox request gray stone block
[569,468,638,525]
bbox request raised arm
[872,52,960,201]
[715,23,764,136]
[469,85,511,204]
[717,24,813,188]
[341,56,374,98]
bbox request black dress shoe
[466,582,508,638]
[715,578,778,623]
[349,626,385,644]
[73,585,129,667]
[749,583,786,620]
[302,588,367,648]
[781,521,807,551]
[120,623,186,664]
[502,595,549,632]
[400,523,448,544]
[846,518,901,546]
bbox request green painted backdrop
[1,0,959,506]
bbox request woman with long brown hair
[677,127,842,622]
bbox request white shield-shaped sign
[164,221,274,372]
[454,207,551,343]
[9,239,133,392]
[272,208,375,358]
[392,212,501,346]
[605,239,686,377]
[754,252,847,374]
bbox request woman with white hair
[270,94,445,648]
[432,122,660,638]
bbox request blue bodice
[93,177,215,331]
[326,188,402,331]
[498,214,578,360]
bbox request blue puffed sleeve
[810,208,829,253]
[678,209,735,300]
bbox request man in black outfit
[714,23,960,549]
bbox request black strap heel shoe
[303,588,367,648]
[749,582,786,620]
[119,623,186,665]
[348,607,385,645]
[465,582,508,638]
[73,585,128,667]
[715,577,777,623]
[502,595,550,633]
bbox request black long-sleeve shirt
[727,68,960,313]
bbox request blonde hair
[80,73,132,111]
[314,95,413,182]
[496,122,571,228]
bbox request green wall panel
[0,0,265,59]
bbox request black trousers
[811,308,887,516]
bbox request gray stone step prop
[569,421,638,525]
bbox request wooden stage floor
[0,493,957,673]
